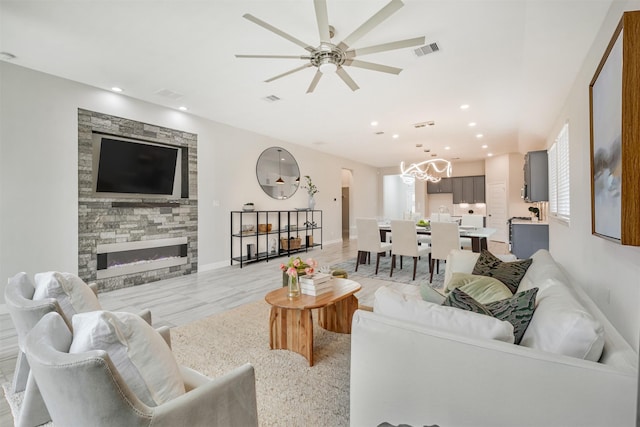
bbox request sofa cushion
[374,286,514,343]
[446,272,513,304]
[472,250,532,293]
[443,250,517,289]
[443,287,538,345]
[442,288,492,315]
[33,271,101,323]
[485,288,538,345]
[70,310,185,406]
[519,278,605,361]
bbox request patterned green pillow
[486,288,538,344]
[443,287,539,345]
[446,272,513,304]
[442,288,492,316]
[472,250,533,293]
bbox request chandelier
[400,159,452,183]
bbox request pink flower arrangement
[280,256,318,277]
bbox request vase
[287,273,300,299]
[308,195,316,210]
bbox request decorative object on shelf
[302,175,319,210]
[241,224,255,233]
[269,238,277,254]
[242,202,255,212]
[258,223,273,233]
[528,206,540,222]
[281,237,302,250]
[400,159,452,183]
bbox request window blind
[549,123,570,221]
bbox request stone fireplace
[78,109,198,292]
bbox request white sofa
[350,250,638,427]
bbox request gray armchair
[25,312,259,427]
[4,272,153,426]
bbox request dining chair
[460,215,484,250]
[429,221,464,283]
[356,218,392,275]
[390,220,431,280]
[438,213,452,222]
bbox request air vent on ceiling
[414,120,435,128]
[263,95,281,102]
[414,43,440,57]
[155,89,184,100]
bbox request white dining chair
[356,218,392,275]
[438,213,451,222]
[429,221,464,283]
[390,220,431,280]
[460,215,484,250]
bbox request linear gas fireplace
[96,237,188,279]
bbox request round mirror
[256,147,300,200]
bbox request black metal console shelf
[230,210,323,267]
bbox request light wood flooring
[0,239,508,425]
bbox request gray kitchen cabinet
[511,223,549,259]
[523,150,548,202]
[452,176,485,203]
[427,177,452,194]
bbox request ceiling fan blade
[236,54,311,59]
[337,0,404,51]
[344,59,402,75]
[306,70,323,93]
[265,64,313,83]
[345,36,425,58]
[336,66,360,91]
[314,0,331,44]
[243,13,315,53]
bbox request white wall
[0,63,379,298]
[546,1,640,351]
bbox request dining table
[378,224,496,253]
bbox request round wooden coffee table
[264,278,361,366]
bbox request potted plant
[301,176,319,210]
[242,202,255,212]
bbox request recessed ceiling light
[178,106,188,111]
[476,134,483,138]
[371,121,378,126]
[468,122,476,127]
[460,104,470,110]
[392,134,399,139]
[481,144,488,149]
[487,153,493,157]
[444,146,451,150]
[111,87,123,93]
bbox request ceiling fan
[235,0,425,93]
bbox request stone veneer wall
[78,109,197,292]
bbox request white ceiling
[0,0,612,168]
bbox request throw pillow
[442,287,538,345]
[485,287,538,345]
[70,310,185,407]
[446,272,514,304]
[472,250,533,293]
[419,283,446,304]
[374,287,514,343]
[442,288,492,315]
[33,271,102,324]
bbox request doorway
[341,169,353,241]
[487,182,508,242]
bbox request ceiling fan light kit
[236,0,424,93]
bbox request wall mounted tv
[92,134,183,199]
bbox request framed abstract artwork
[589,10,640,246]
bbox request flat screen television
[92,134,182,199]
